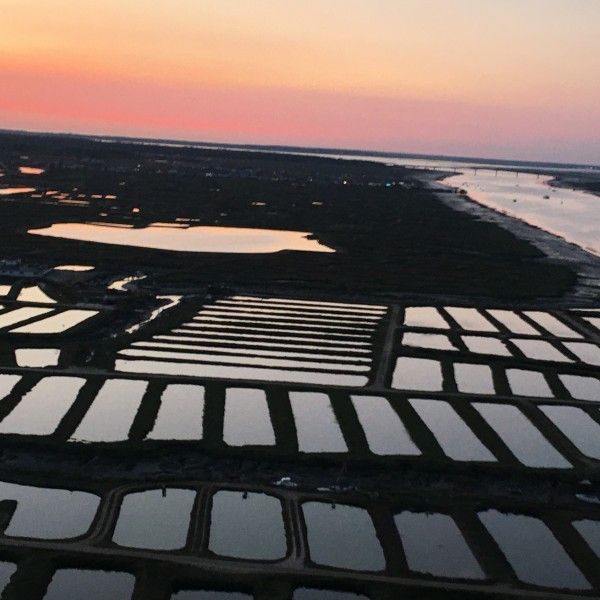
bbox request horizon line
[1,127,598,171]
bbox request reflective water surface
[209,491,287,560]
[302,502,385,571]
[29,223,335,253]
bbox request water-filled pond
[403,307,449,329]
[289,392,347,453]
[43,569,135,600]
[486,310,539,335]
[453,363,495,395]
[29,223,335,253]
[113,488,195,550]
[558,374,600,401]
[506,369,553,398]
[0,481,99,539]
[351,395,420,456]
[302,502,385,571]
[394,511,484,579]
[209,491,287,560]
[512,339,572,362]
[15,348,60,368]
[410,399,496,462]
[479,510,590,589]
[0,376,85,436]
[473,403,571,469]
[70,379,148,442]
[146,384,204,441]
[223,388,275,446]
[445,307,497,332]
[540,405,600,460]
[391,357,443,392]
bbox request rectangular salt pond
[199,310,377,328]
[409,399,496,462]
[403,306,449,329]
[0,562,16,595]
[133,341,370,364]
[584,317,600,331]
[506,369,553,398]
[146,384,204,440]
[193,316,373,333]
[113,488,195,550]
[0,374,21,400]
[523,311,582,339]
[473,403,570,469]
[223,388,275,446]
[0,376,85,436]
[302,502,385,571]
[70,379,148,442]
[158,334,371,353]
[351,395,420,456]
[119,348,369,373]
[461,336,511,356]
[512,339,572,362]
[402,333,457,351]
[562,342,600,366]
[209,491,287,560]
[454,363,495,395]
[486,310,540,335]
[558,374,600,401]
[44,569,135,600]
[15,348,60,368]
[11,309,98,334]
[30,223,335,253]
[479,510,590,589]
[0,481,99,539]
[16,285,56,304]
[539,406,600,460]
[289,392,347,453]
[0,307,53,329]
[213,307,381,325]
[572,520,600,558]
[115,359,369,387]
[231,296,386,312]
[181,322,372,339]
[394,512,484,579]
[445,307,498,332]
[391,357,443,392]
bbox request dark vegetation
[0,131,575,300]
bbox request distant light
[386,183,392,187]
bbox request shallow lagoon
[29,223,335,253]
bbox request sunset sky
[2,0,599,163]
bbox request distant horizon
[2,127,599,171]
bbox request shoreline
[424,176,600,305]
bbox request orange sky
[2,0,599,163]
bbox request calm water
[29,223,334,254]
[442,170,600,256]
[0,481,99,539]
[473,403,571,469]
[394,511,484,579]
[479,510,590,589]
[113,488,195,550]
[209,491,287,560]
[302,502,385,571]
[44,569,135,600]
[410,399,496,462]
